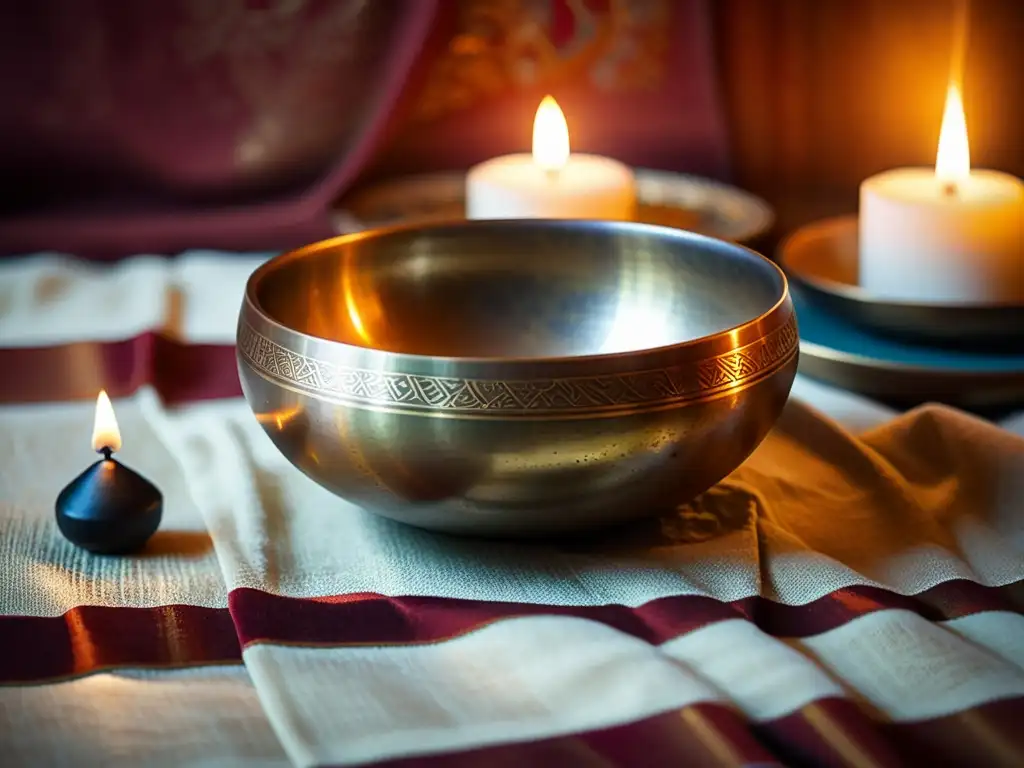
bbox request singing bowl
[237,219,798,537]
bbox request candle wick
[99,447,113,461]
[942,181,959,197]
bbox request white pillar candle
[466,96,637,221]
[859,84,1024,303]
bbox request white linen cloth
[1,252,1022,767]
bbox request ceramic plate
[793,286,1024,410]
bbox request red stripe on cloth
[369,702,791,768]
[3,579,1018,685]
[3,594,1022,765]
[0,335,239,405]
[355,697,1024,768]
[229,578,1022,649]
[0,604,241,684]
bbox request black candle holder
[55,447,163,555]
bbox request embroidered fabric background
[366,0,731,185]
[409,0,672,124]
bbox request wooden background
[714,0,1024,243]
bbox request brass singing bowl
[237,219,798,537]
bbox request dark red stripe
[367,703,788,768]
[0,335,239,405]
[0,604,241,684]
[229,578,1022,649]
[4,597,1022,766]
[4,577,1018,685]
[355,697,1024,768]
[152,336,240,404]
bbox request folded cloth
[159,393,1024,768]
[0,252,289,766]
[0,391,288,766]
[3,251,1024,767]
[0,251,270,404]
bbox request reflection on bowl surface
[238,219,798,537]
[256,221,784,358]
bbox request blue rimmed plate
[793,287,1024,410]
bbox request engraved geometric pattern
[238,313,798,414]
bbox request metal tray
[334,169,774,243]
[779,216,1024,349]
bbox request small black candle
[55,390,162,555]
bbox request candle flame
[92,390,122,454]
[532,95,569,172]
[935,82,970,184]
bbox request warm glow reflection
[342,253,373,346]
[92,390,122,454]
[256,404,302,432]
[532,95,570,172]
[935,83,970,184]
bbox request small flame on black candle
[55,389,164,555]
[92,390,122,455]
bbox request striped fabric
[1,252,1022,767]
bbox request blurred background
[0,0,1020,258]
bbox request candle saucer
[778,216,1024,348]
[792,287,1024,410]
[333,169,774,243]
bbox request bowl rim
[242,218,792,367]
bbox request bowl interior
[253,221,784,358]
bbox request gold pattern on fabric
[412,0,671,123]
